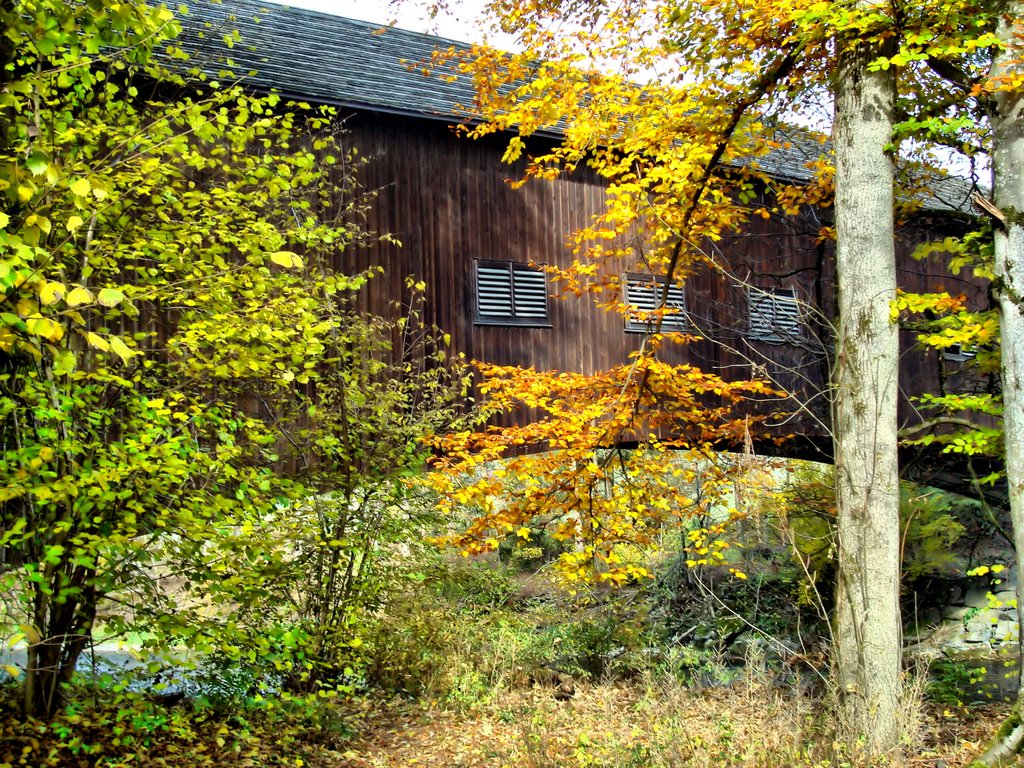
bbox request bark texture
[990,0,1024,712]
[831,3,903,752]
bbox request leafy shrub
[423,555,521,611]
[926,659,984,705]
[362,557,543,704]
[770,465,967,601]
[498,528,568,571]
[178,653,288,711]
[538,603,656,680]
[0,677,353,767]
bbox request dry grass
[338,673,1007,768]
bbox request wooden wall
[338,111,987,448]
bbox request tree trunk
[990,0,1024,712]
[23,577,97,719]
[831,3,903,752]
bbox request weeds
[5,534,1009,767]
[342,669,1004,768]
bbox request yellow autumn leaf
[25,316,64,342]
[269,250,303,269]
[502,136,526,163]
[66,215,84,233]
[69,177,91,197]
[39,281,66,306]
[108,336,136,363]
[0,328,15,352]
[15,296,38,315]
[84,331,110,352]
[65,286,94,306]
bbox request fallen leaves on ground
[335,680,1009,768]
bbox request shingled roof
[179,0,475,119]
[755,126,976,214]
[178,0,977,215]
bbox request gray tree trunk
[989,0,1024,711]
[831,3,903,751]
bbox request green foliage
[770,465,967,598]
[181,291,474,696]
[898,225,1005,476]
[926,659,984,705]
[362,558,537,702]
[901,488,969,580]
[0,678,353,767]
[499,527,569,572]
[0,1,473,718]
[544,609,653,680]
[425,556,522,611]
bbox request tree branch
[898,415,984,438]
[926,55,979,92]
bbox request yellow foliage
[425,357,782,583]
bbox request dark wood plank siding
[339,111,984,446]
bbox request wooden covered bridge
[180,0,999,501]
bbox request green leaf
[26,153,48,176]
[97,287,125,308]
[43,545,65,566]
[53,349,76,375]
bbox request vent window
[944,343,976,362]
[474,260,550,326]
[748,287,801,343]
[623,273,688,333]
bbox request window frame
[747,286,802,344]
[622,272,689,333]
[473,259,551,328]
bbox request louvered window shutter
[511,263,548,318]
[623,274,688,332]
[748,288,801,343]
[474,260,550,326]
